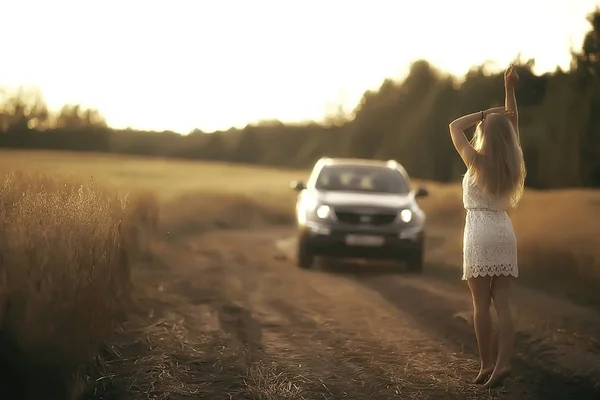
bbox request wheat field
[2,149,599,290]
[2,149,599,293]
[0,149,598,398]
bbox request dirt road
[95,225,600,400]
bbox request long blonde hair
[469,113,526,207]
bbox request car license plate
[345,234,384,247]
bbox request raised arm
[449,107,506,166]
[504,64,520,139]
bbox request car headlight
[299,198,332,221]
[399,209,413,223]
[315,205,331,219]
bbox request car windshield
[314,165,410,194]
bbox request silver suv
[290,157,428,272]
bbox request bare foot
[483,367,512,389]
[473,367,494,384]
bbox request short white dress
[462,170,518,280]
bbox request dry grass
[93,311,249,400]
[511,188,600,302]
[160,191,294,237]
[0,169,157,399]
[0,149,300,235]
[0,149,303,203]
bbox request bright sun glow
[1,0,597,133]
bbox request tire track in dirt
[193,229,532,399]
[93,240,272,400]
[217,303,264,354]
[92,283,252,398]
[261,298,410,399]
[175,244,370,398]
[188,241,409,399]
[165,249,267,361]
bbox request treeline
[1,9,599,189]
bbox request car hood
[316,191,413,209]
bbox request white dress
[462,170,518,280]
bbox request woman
[448,65,525,389]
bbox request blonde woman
[448,65,525,388]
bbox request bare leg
[467,277,494,384]
[485,275,514,388]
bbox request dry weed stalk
[0,171,158,399]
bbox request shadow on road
[318,258,402,275]
[317,257,460,282]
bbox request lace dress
[462,170,518,280]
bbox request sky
[1,0,598,133]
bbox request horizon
[1,0,598,134]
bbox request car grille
[334,210,397,225]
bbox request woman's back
[462,170,511,211]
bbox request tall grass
[0,171,156,399]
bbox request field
[8,149,598,303]
[0,149,599,400]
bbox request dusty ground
[91,222,600,400]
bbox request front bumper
[298,221,424,259]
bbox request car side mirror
[290,180,306,192]
[415,187,429,198]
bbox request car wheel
[406,247,424,273]
[297,239,315,269]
